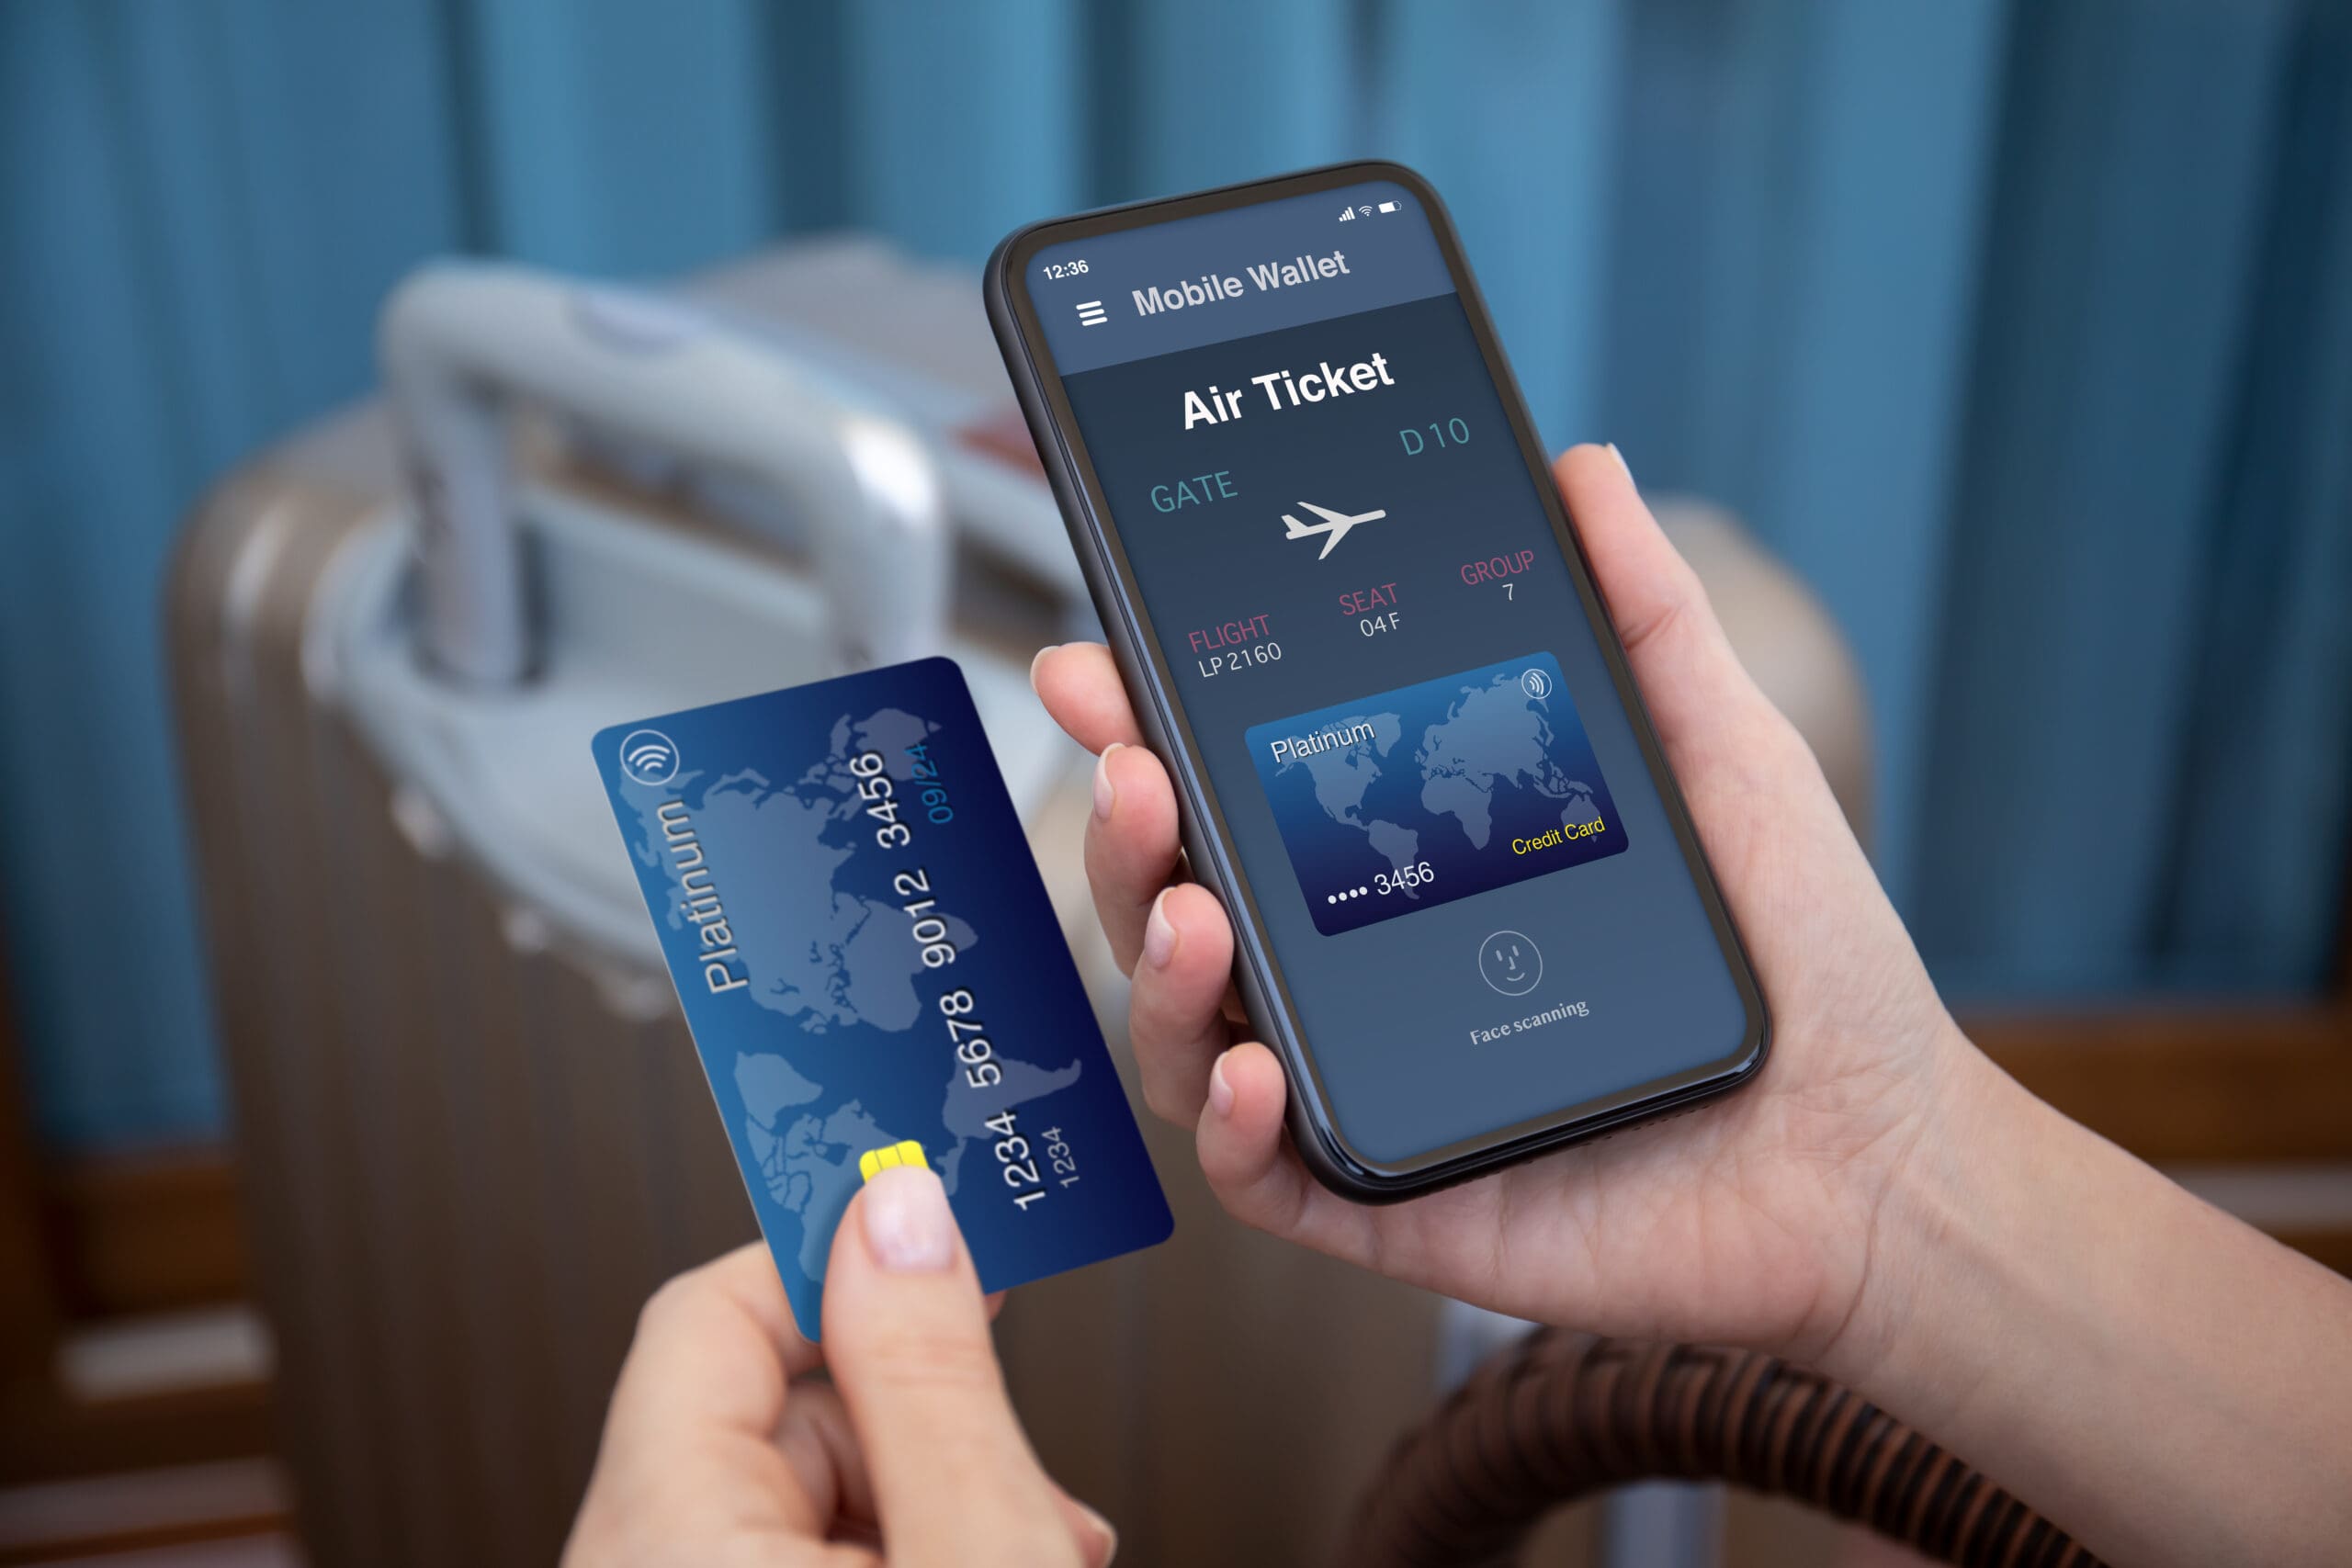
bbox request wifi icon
[619,728,681,787]
[1357,205,1375,218]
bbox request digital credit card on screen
[1244,651,1628,937]
[594,657,1171,1339]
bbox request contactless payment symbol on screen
[1243,653,1629,937]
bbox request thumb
[821,1165,1114,1568]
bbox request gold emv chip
[858,1139,927,1182]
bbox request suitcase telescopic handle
[379,261,949,684]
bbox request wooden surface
[2273,1227,2352,1279]
[43,1150,250,1317]
[1972,1003,2352,1163]
[0,1379,275,1488]
[0,1458,289,1563]
[0,935,62,1385]
[0,889,275,1495]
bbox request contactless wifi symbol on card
[618,728,679,787]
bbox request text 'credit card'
[1244,651,1628,936]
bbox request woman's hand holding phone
[1035,443,1966,1369]
[1036,443,2352,1568]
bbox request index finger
[1032,643,1146,753]
[570,1245,833,1551]
[609,1243,822,1439]
[1552,444,1768,738]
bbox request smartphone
[987,163,1767,1201]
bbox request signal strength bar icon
[1338,206,1355,220]
[1076,299,1107,326]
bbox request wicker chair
[1337,1330,2102,1568]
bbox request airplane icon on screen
[1281,501,1388,559]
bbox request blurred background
[2,1,2347,1565]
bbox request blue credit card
[1244,651,1628,936]
[594,657,1171,1338]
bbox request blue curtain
[1915,0,2352,993]
[2,0,2346,1148]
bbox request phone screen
[1012,174,1755,1170]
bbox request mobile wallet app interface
[1028,180,1747,1163]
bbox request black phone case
[985,161,1769,1202]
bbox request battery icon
[1377,201,1400,213]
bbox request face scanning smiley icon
[1478,930,1542,997]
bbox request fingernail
[1077,1502,1118,1565]
[861,1166,956,1273]
[1143,889,1178,969]
[1607,442,1635,488]
[1028,644,1058,694]
[1207,1052,1236,1117]
[1093,741,1124,821]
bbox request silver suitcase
[171,241,1445,1568]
